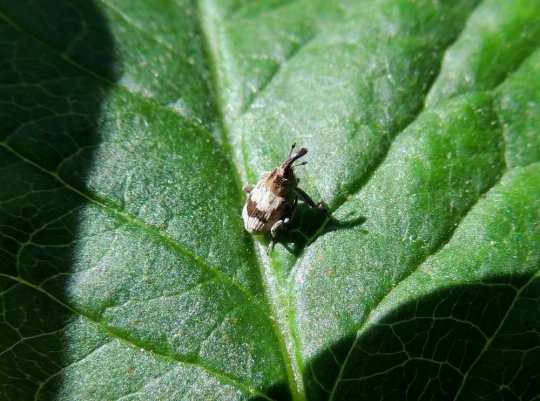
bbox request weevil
[242,144,326,253]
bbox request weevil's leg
[295,187,318,207]
[267,217,290,255]
[296,187,329,213]
[267,196,297,254]
[242,184,254,193]
[267,240,275,254]
[284,194,298,220]
[270,219,287,238]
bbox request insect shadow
[274,202,366,257]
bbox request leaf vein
[328,145,515,399]
[0,10,208,131]
[240,33,316,114]
[0,273,275,400]
[454,271,540,399]
[0,141,263,306]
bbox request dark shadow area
[275,202,366,257]
[304,273,540,401]
[251,383,293,401]
[0,0,117,399]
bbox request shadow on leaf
[303,272,540,401]
[275,203,366,257]
[0,1,117,399]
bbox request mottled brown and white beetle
[242,144,325,253]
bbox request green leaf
[1,0,538,400]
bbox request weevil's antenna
[292,161,308,168]
[288,143,296,159]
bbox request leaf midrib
[195,1,308,399]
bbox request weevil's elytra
[242,144,325,253]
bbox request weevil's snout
[290,147,308,163]
[282,147,308,176]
